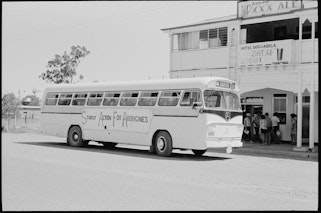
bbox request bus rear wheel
[192,149,206,156]
[67,126,88,147]
[154,131,172,157]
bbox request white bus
[40,77,243,157]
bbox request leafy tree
[2,93,20,119]
[21,95,40,106]
[39,45,90,84]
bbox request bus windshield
[204,90,241,110]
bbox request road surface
[1,133,318,211]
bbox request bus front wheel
[154,131,172,157]
[192,149,206,156]
[67,126,88,147]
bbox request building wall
[165,2,318,143]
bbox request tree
[2,93,20,119]
[39,45,90,84]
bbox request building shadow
[14,141,231,161]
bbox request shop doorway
[242,105,263,117]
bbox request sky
[2,1,237,99]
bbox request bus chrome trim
[154,114,198,118]
[202,109,242,120]
[41,112,82,115]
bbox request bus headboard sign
[81,109,152,133]
[215,81,235,89]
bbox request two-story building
[161,0,318,149]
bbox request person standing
[253,113,261,143]
[243,113,252,142]
[290,113,297,144]
[265,113,272,145]
[271,112,281,144]
[259,115,268,145]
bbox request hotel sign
[238,1,301,19]
[239,40,294,66]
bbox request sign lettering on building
[238,1,301,18]
[239,40,294,66]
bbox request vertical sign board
[238,1,302,19]
[238,40,294,66]
[81,109,152,133]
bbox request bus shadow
[15,141,231,161]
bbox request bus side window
[103,92,120,106]
[45,93,60,105]
[180,90,202,106]
[120,92,139,106]
[158,90,181,106]
[72,93,88,106]
[87,92,103,106]
[58,93,73,106]
[138,91,159,106]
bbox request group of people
[242,112,283,145]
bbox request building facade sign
[239,40,294,66]
[238,1,301,19]
[241,97,263,104]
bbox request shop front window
[273,94,287,124]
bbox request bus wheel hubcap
[157,137,166,151]
[73,132,79,141]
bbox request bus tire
[102,142,117,149]
[67,126,87,147]
[192,149,206,156]
[154,131,172,157]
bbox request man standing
[243,113,252,142]
[253,113,261,143]
[271,112,281,144]
[265,113,272,145]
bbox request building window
[242,18,299,43]
[218,27,227,46]
[206,27,227,48]
[172,27,227,51]
[295,96,310,103]
[315,22,318,38]
[274,26,287,40]
[200,30,209,49]
[179,32,189,50]
[172,34,179,52]
[273,94,287,124]
[302,19,312,39]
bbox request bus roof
[43,77,239,93]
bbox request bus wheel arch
[152,130,173,157]
[67,125,88,147]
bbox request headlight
[208,123,216,137]
[236,124,244,132]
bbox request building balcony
[170,38,318,72]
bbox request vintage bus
[40,77,243,157]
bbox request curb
[208,145,318,162]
